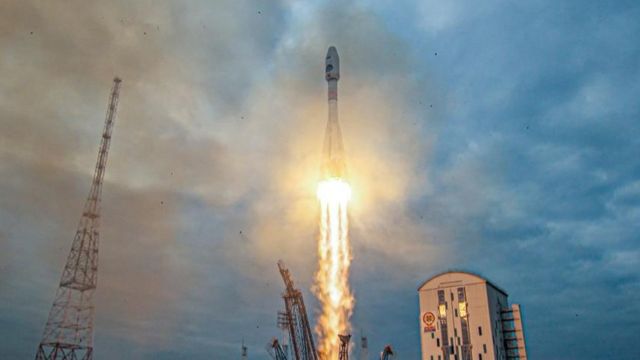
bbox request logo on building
[422,312,436,332]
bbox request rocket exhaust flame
[316,178,353,359]
[315,46,353,359]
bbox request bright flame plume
[315,178,354,359]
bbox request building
[418,271,527,360]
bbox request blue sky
[1,1,639,359]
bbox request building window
[483,344,487,353]
[454,308,458,317]
[438,290,447,317]
[451,292,454,301]
[439,303,447,317]
[438,356,441,360]
[479,354,482,360]
[431,332,435,339]
[431,356,434,360]
[457,337,461,345]
[437,338,440,347]
[478,326,482,336]
[458,300,468,317]
[454,355,459,360]
[454,328,457,336]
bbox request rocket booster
[322,46,347,179]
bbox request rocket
[322,46,347,179]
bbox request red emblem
[423,312,435,325]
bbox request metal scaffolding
[277,261,319,360]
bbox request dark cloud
[405,1,640,359]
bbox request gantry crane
[277,261,319,360]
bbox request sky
[1,0,639,359]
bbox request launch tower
[34,78,122,360]
[277,261,318,360]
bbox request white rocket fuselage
[322,46,346,179]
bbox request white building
[418,271,527,360]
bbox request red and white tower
[35,77,122,360]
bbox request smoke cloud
[2,0,639,359]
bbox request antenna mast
[35,77,122,360]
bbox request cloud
[2,0,640,359]
[1,0,443,358]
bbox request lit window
[458,301,467,317]
[437,289,447,318]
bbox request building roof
[417,270,509,297]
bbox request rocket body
[316,46,353,358]
[322,46,346,179]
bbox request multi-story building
[418,271,527,360]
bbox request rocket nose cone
[325,46,340,81]
[326,46,338,59]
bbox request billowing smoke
[0,0,444,357]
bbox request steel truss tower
[338,334,351,360]
[242,339,248,360]
[360,334,368,360]
[277,261,319,360]
[267,338,289,360]
[35,77,122,360]
[380,345,394,360]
